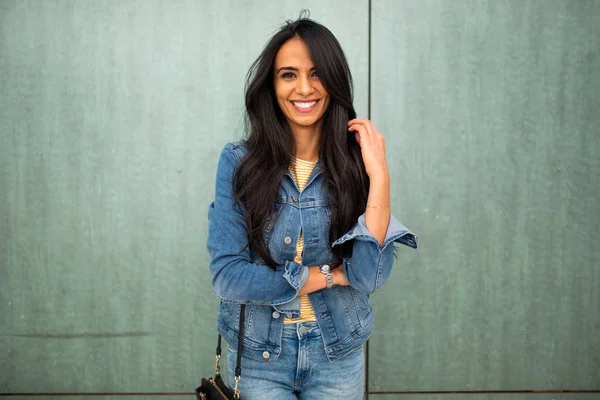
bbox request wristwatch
[319,264,334,289]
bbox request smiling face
[273,37,330,136]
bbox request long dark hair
[235,14,369,269]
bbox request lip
[290,100,319,113]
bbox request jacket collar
[285,158,323,192]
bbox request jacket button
[284,236,292,244]
[285,313,293,319]
[298,325,310,334]
[272,311,280,319]
[262,351,270,359]
[291,195,298,202]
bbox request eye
[311,70,320,79]
[281,72,296,79]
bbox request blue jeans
[227,321,365,399]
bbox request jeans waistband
[282,321,320,339]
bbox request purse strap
[215,303,245,399]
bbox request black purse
[195,304,245,400]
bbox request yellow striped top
[284,157,317,324]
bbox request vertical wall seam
[367,0,372,120]
[365,0,372,399]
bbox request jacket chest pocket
[265,202,292,264]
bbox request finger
[348,118,375,135]
[348,124,369,144]
[350,124,379,149]
[348,118,373,126]
[348,122,365,130]
[348,123,368,134]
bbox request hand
[347,118,389,180]
[332,264,349,286]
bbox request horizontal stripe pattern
[284,158,318,324]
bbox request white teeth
[293,101,317,109]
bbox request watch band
[319,264,334,289]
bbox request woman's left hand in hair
[347,118,389,180]
[348,118,391,246]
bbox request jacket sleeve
[207,144,309,305]
[332,214,417,294]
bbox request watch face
[321,264,331,273]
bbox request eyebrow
[276,66,316,73]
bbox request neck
[291,123,322,162]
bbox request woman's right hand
[332,264,349,286]
[297,264,349,296]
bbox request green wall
[1,0,598,398]
[369,0,599,393]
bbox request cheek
[277,98,291,115]
[275,88,290,108]
[321,97,330,113]
[273,83,283,99]
[274,91,287,109]
[319,88,330,109]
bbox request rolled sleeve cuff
[332,213,418,250]
[283,260,309,289]
[272,261,308,317]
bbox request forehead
[274,37,315,68]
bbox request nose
[296,75,314,96]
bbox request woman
[207,15,417,400]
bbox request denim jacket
[207,141,417,362]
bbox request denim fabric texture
[207,141,417,363]
[227,322,365,399]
